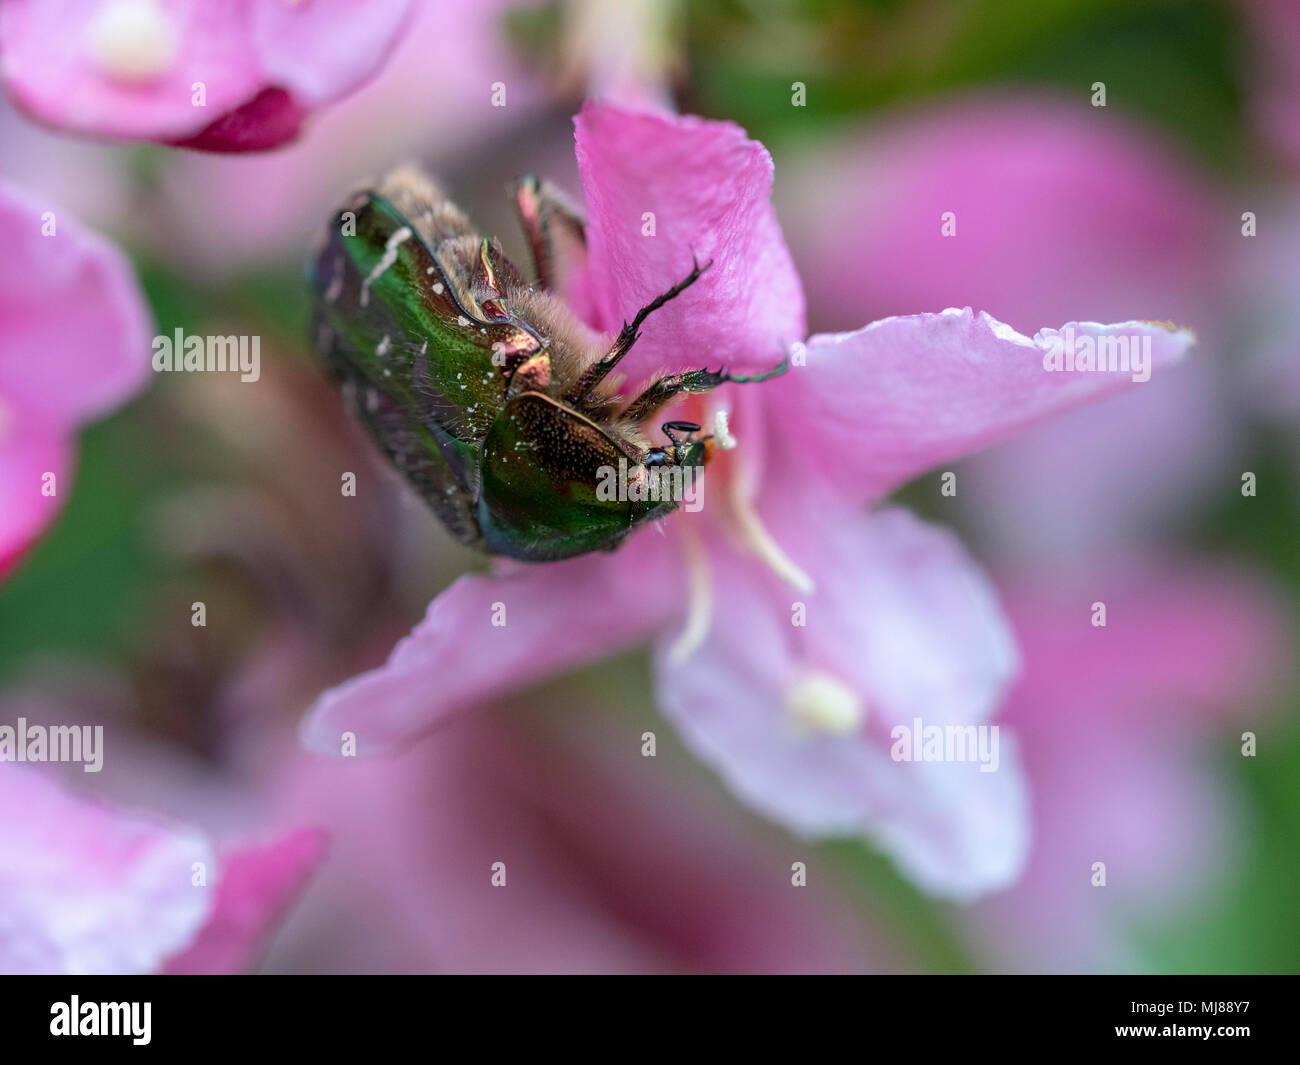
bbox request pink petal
[0,0,409,149]
[574,102,805,379]
[767,309,1193,502]
[655,506,1027,899]
[958,356,1238,564]
[252,0,414,107]
[162,827,326,974]
[0,766,215,974]
[0,179,152,425]
[300,530,684,756]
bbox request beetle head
[478,392,683,561]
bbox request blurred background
[1,0,1297,973]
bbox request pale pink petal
[766,309,1194,502]
[0,0,410,149]
[0,766,215,974]
[162,827,326,975]
[655,507,1027,899]
[252,0,413,106]
[301,530,684,755]
[574,101,805,378]
[958,356,1238,564]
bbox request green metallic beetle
[311,166,787,562]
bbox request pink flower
[302,102,1192,897]
[967,561,1292,972]
[0,0,412,152]
[0,179,151,579]
[0,764,323,974]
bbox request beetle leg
[511,175,587,291]
[619,354,790,425]
[660,420,702,450]
[567,256,713,405]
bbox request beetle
[310,165,787,562]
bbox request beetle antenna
[719,353,790,384]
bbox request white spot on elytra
[432,282,444,295]
[376,335,391,357]
[360,226,412,307]
[457,316,470,327]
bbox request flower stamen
[667,518,712,664]
[87,0,178,82]
[711,409,737,449]
[729,482,815,594]
[785,672,864,735]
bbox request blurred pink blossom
[133,0,546,276]
[0,763,322,974]
[0,178,151,578]
[0,0,412,152]
[968,561,1291,972]
[780,93,1236,563]
[264,708,888,974]
[1242,0,1300,173]
[302,102,1192,898]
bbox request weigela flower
[0,0,412,152]
[302,103,1193,898]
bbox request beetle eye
[645,448,671,467]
